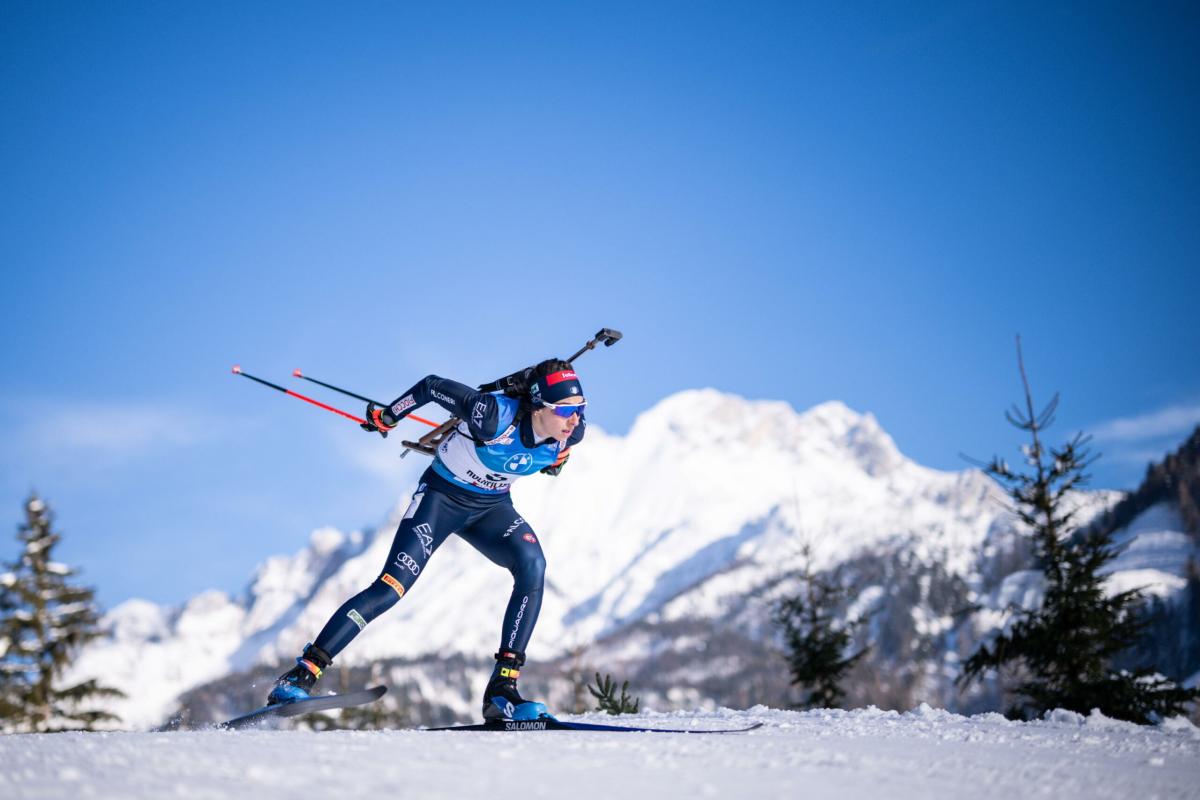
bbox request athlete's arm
[379,376,502,438]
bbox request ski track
[2,707,1198,800]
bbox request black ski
[218,686,387,730]
[426,717,762,734]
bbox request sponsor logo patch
[504,453,533,472]
[507,595,529,648]
[395,551,421,576]
[484,424,517,446]
[523,532,538,544]
[391,395,416,415]
[464,469,511,491]
[380,573,405,598]
[505,720,548,730]
[413,523,434,558]
[546,370,577,385]
[431,390,453,404]
[347,609,367,630]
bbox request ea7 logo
[413,523,434,558]
[472,402,486,426]
[395,552,420,576]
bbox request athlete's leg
[457,504,547,655]
[457,504,548,720]
[311,484,466,658]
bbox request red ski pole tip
[232,365,242,374]
[292,368,303,377]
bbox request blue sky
[2,2,1197,608]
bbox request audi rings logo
[395,552,421,576]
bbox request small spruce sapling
[588,672,640,715]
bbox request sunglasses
[542,401,586,418]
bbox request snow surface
[2,706,1198,800]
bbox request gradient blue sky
[2,2,1198,608]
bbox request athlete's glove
[541,448,570,476]
[360,403,396,438]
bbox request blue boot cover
[267,682,311,705]
[512,700,548,721]
[489,697,549,720]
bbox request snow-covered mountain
[65,389,1197,728]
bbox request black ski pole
[293,369,384,406]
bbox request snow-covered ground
[3,706,1198,800]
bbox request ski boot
[266,643,332,706]
[482,649,548,721]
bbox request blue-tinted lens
[547,402,585,418]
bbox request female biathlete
[266,359,586,722]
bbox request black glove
[540,448,570,476]
[361,403,396,438]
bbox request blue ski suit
[311,375,586,659]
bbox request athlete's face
[534,396,585,443]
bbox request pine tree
[0,494,124,732]
[773,545,868,709]
[958,340,1199,723]
[587,672,640,715]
